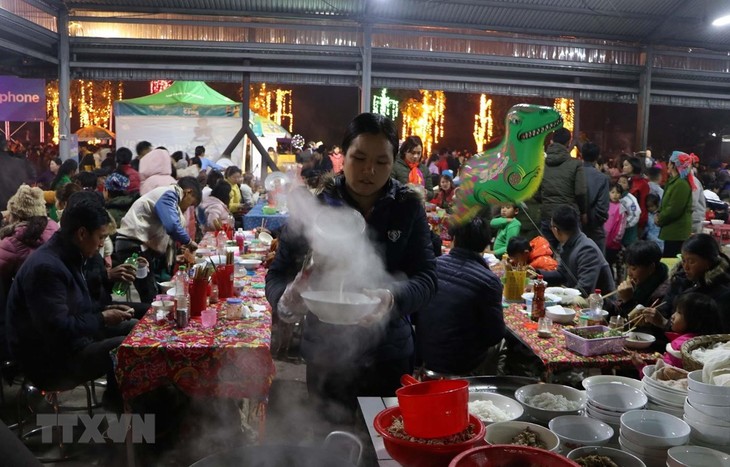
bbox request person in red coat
[624,156,650,231]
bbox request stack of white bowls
[618,410,691,467]
[585,382,648,437]
[684,370,730,454]
[641,365,687,417]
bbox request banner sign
[0,76,46,122]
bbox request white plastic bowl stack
[684,370,730,454]
[619,410,691,467]
[640,365,687,418]
[585,382,647,436]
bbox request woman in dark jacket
[391,135,434,199]
[639,234,730,334]
[266,113,437,423]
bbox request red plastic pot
[374,406,486,467]
[449,445,580,467]
[396,374,469,439]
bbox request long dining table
[503,303,660,381]
[114,268,276,466]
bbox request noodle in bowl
[301,291,380,325]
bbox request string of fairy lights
[45,80,124,143]
[245,83,294,132]
[43,79,576,157]
[473,94,494,153]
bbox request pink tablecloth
[114,269,275,402]
[504,304,659,375]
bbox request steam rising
[286,190,397,302]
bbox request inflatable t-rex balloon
[452,104,563,223]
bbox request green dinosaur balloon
[452,104,563,223]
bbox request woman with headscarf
[0,185,59,360]
[656,151,695,258]
[391,136,434,199]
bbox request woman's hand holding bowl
[617,279,635,301]
[357,288,394,327]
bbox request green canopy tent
[114,81,289,168]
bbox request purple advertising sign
[0,76,46,122]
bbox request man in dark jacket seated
[416,212,505,375]
[6,192,135,402]
[540,205,616,297]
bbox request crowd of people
[0,134,262,409]
[1,115,730,429]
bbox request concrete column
[573,77,580,151]
[360,23,372,113]
[57,10,71,160]
[636,47,653,151]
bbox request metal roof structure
[3,0,730,110]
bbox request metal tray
[462,376,540,398]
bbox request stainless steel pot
[188,431,362,467]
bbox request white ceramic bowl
[687,394,730,420]
[619,432,669,458]
[586,405,622,425]
[645,401,685,419]
[684,415,730,446]
[514,383,587,423]
[625,332,656,349]
[468,392,523,424]
[689,370,730,396]
[711,219,726,225]
[620,410,690,448]
[684,399,730,428]
[642,381,687,406]
[578,308,610,320]
[545,287,582,300]
[158,281,175,290]
[587,383,648,412]
[300,291,380,325]
[667,445,730,467]
[567,446,646,467]
[257,231,273,245]
[688,389,730,407]
[548,415,614,451]
[545,306,576,324]
[239,259,262,270]
[582,375,643,391]
[484,420,560,452]
[642,365,688,394]
[521,292,562,306]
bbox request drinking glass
[201,308,217,328]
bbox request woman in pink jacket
[197,181,232,232]
[139,148,176,195]
[0,185,59,359]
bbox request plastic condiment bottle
[531,275,546,322]
[175,265,189,310]
[587,289,604,325]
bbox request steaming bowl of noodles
[301,291,381,325]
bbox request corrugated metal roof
[45,0,730,50]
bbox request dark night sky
[15,80,730,163]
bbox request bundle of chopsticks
[226,251,234,265]
[213,219,223,231]
[624,298,666,332]
[193,263,215,281]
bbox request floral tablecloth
[503,303,659,375]
[114,269,276,403]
